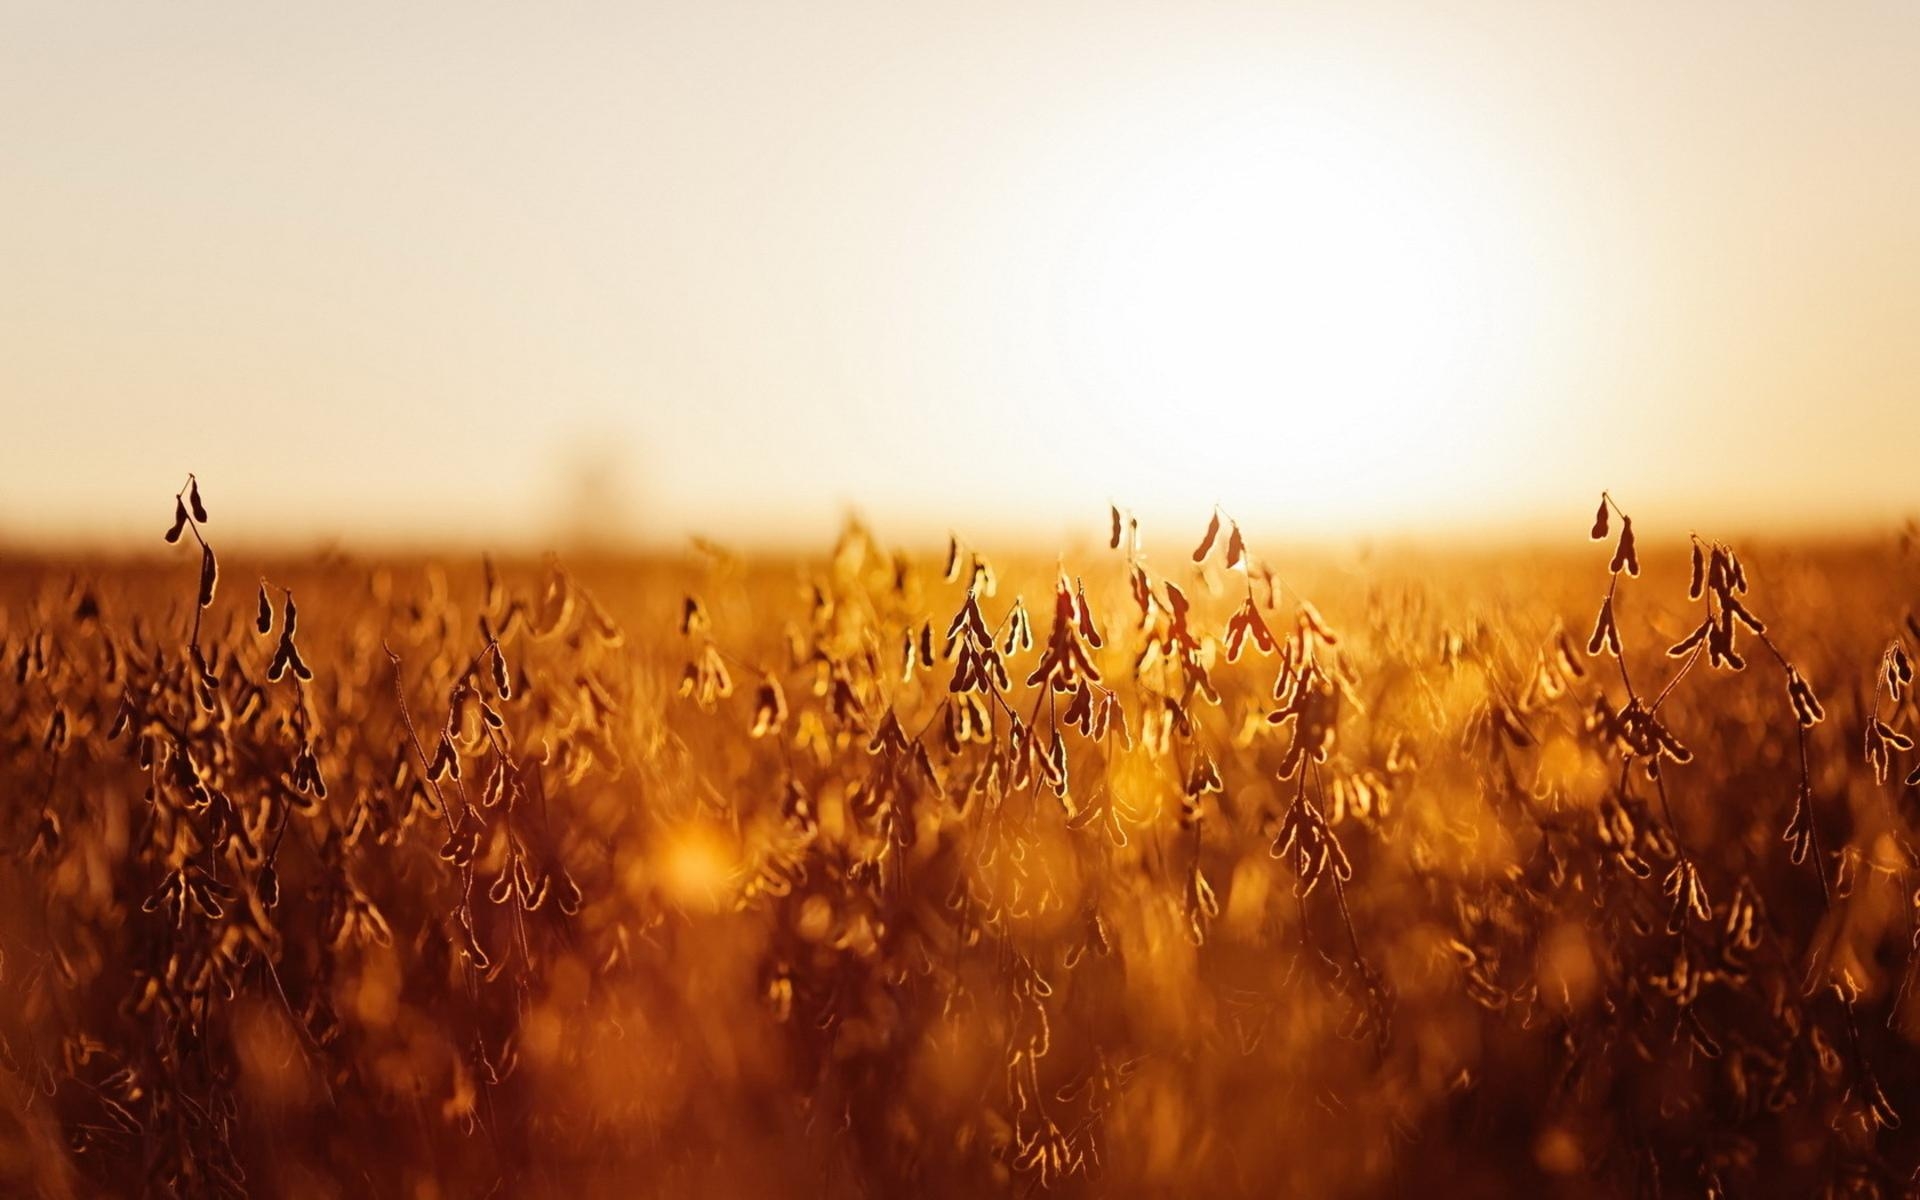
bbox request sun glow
[1028,88,1551,529]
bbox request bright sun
[1031,89,1544,530]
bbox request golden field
[4,490,1920,1198]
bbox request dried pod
[1885,642,1913,702]
[1668,619,1711,658]
[1724,594,1764,634]
[1609,517,1638,577]
[198,544,218,608]
[750,676,788,738]
[188,478,208,523]
[1587,598,1619,658]
[1663,857,1711,933]
[680,596,708,637]
[256,585,273,635]
[1590,496,1609,541]
[430,733,461,783]
[1184,752,1223,796]
[1786,668,1825,727]
[1193,511,1221,563]
[166,497,189,544]
[1075,579,1103,649]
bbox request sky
[2,1,1916,551]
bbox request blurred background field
[5,519,1920,1198]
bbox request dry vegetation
[5,480,1920,1198]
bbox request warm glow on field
[8,5,1920,1193]
[655,824,736,913]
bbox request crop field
[4,485,1920,1198]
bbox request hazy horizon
[4,0,1917,550]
